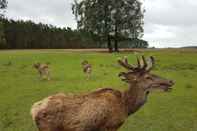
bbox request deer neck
[123,83,148,116]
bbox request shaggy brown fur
[31,56,174,131]
[33,63,50,80]
[81,60,92,80]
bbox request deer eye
[145,76,153,80]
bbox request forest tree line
[0,17,148,49]
[0,18,102,49]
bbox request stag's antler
[118,55,155,72]
[117,56,135,70]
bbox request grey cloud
[6,0,76,28]
[144,0,197,47]
[145,0,197,26]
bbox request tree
[72,0,113,52]
[112,0,144,52]
[0,0,7,16]
[72,0,144,52]
[0,0,7,49]
[0,20,6,48]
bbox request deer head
[118,56,175,115]
[33,62,50,69]
[81,60,88,65]
[33,63,41,69]
[118,56,174,93]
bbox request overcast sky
[5,0,197,48]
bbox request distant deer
[33,62,50,80]
[81,60,92,80]
[31,56,174,131]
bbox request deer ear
[118,72,126,77]
[33,63,39,68]
[81,60,88,65]
[46,62,50,65]
[119,71,138,83]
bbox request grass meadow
[0,49,197,131]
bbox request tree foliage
[0,0,7,8]
[0,17,148,49]
[0,0,7,48]
[0,18,101,49]
[72,0,145,52]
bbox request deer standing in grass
[31,56,174,131]
[33,63,50,80]
[81,60,92,80]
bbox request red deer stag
[31,56,174,131]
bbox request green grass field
[0,49,197,131]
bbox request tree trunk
[107,35,113,53]
[114,39,118,52]
[114,23,119,52]
[104,2,112,53]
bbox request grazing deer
[31,56,174,131]
[81,60,92,80]
[33,62,50,80]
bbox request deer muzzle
[158,80,175,92]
